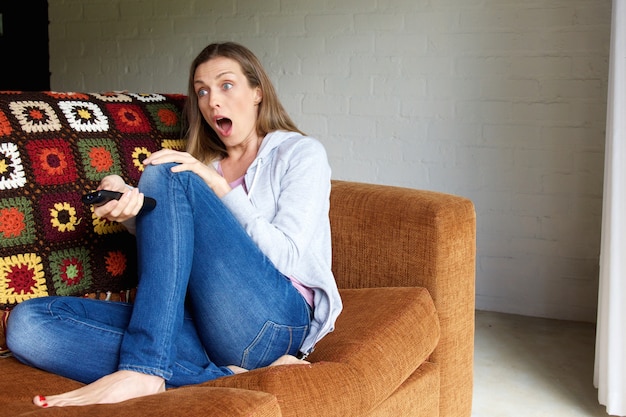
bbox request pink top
[217,163,314,307]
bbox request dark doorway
[0,1,50,91]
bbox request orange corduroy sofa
[0,91,476,417]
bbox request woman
[6,42,342,408]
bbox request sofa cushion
[0,91,186,309]
[203,286,440,417]
[0,286,437,417]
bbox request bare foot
[227,365,248,374]
[226,355,309,376]
[270,354,310,366]
[33,370,165,408]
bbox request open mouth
[216,117,233,136]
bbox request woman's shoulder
[271,130,325,150]
[262,130,325,156]
[282,137,328,165]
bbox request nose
[208,92,220,109]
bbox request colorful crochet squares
[0,91,186,308]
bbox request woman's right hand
[93,175,146,222]
[143,149,232,197]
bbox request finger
[169,163,191,173]
[127,193,145,216]
[144,149,183,165]
[94,199,119,219]
[97,178,115,191]
[97,175,125,193]
[116,189,141,217]
[100,189,138,221]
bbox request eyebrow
[194,71,237,86]
[216,71,236,79]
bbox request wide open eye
[197,88,208,97]
[222,82,233,91]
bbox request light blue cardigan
[220,130,342,356]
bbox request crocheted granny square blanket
[0,91,186,308]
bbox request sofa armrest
[0,355,282,417]
[44,387,282,417]
[329,180,476,417]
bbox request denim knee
[138,162,178,188]
[5,298,47,362]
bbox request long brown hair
[184,42,304,163]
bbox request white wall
[48,0,612,323]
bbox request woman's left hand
[143,149,231,196]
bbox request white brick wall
[48,0,612,323]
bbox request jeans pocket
[241,321,309,369]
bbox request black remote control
[82,190,157,212]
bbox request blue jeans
[7,163,311,387]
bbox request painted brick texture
[48,0,611,322]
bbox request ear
[254,87,262,105]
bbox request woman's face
[193,56,262,150]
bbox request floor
[472,310,611,417]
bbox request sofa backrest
[0,91,187,309]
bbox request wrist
[212,178,232,198]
